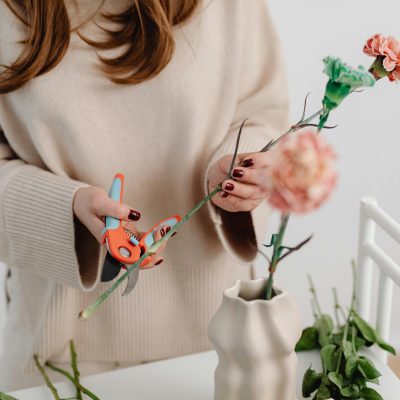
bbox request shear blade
[101,252,122,282]
[122,266,139,296]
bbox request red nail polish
[155,259,164,266]
[242,159,254,168]
[160,228,165,237]
[221,192,229,198]
[166,226,171,233]
[225,183,234,191]
[233,169,244,178]
[128,210,141,221]
[171,232,177,237]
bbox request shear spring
[123,227,140,241]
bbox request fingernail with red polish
[128,210,141,221]
[160,228,165,237]
[224,183,234,191]
[171,232,177,237]
[166,226,171,233]
[221,191,229,198]
[233,169,244,178]
[155,259,164,266]
[242,159,254,168]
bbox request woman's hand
[207,152,270,212]
[73,186,167,267]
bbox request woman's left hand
[207,152,270,212]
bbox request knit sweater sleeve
[0,129,102,290]
[203,0,289,264]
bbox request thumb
[95,195,141,222]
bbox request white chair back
[356,197,400,362]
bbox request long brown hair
[0,0,200,93]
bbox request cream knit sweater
[0,0,288,391]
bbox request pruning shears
[101,173,181,295]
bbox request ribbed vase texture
[208,278,302,400]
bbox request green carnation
[319,57,375,128]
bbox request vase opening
[236,279,281,302]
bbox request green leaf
[340,384,360,397]
[358,356,381,381]
[375,333,396,355]
[296,327,319,352]
[328,372,343,388]
[315,315,334,347]
[302,367,323,398]
[353,312,396,355]
[353,312,376,343]
[314,385,331,400]
[360,387,383,400]
[0,393,18,400]
[354,336,366,351]
[343,341,353,359]
[320,344,339,373]
[345,355,358,378]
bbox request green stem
[265,213,290,300]
[69,340,82,400]
[80,107,324,319]
[33,355,61,400]
[336,323,349,374]
[307,275,323,317]
[45,363,100,400]
[80,185,222,319]
[332,287,341,328]
[265,108,324,152]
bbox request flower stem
[69,340,82,400]
[307,275,323,317]
[80,185,222,320]
[45,362,100,400]
[80,106,325,318]
[265,213,290,300]
[33,355,61,400]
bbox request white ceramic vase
[208,277,302,400]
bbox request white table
[9,350,400,399]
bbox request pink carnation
[263,130,337,214]
[363,34,400,81]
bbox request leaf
[302,367,323,398]
[375,332,396,355]
[296,327,319,352]
[320,344,339,373]
[358,356,381,381]
[353,312,376,343]
[354,336,366,351]
[360,387,384,400]
[314,384,331,400]
[345,355,358,378]
[328,372,343,388]
[343,341,353,359]
[315,315,334,347]
[0,393,18,400]
[353,312,396,355]
[340,384,360,397]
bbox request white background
[0,0,399,361]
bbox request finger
[229,166,270,187]
[221,179,267,200]
[213,191,262,212]
[236,152,271,169]
[87,216,105,243]
[123,221,140,236]
[207,154,241,187]
[94,195,141,222]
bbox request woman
[0,0,288,391]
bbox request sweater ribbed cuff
[3,165,101,290]
[203,128,273,264]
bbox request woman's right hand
[73,186,167,267]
